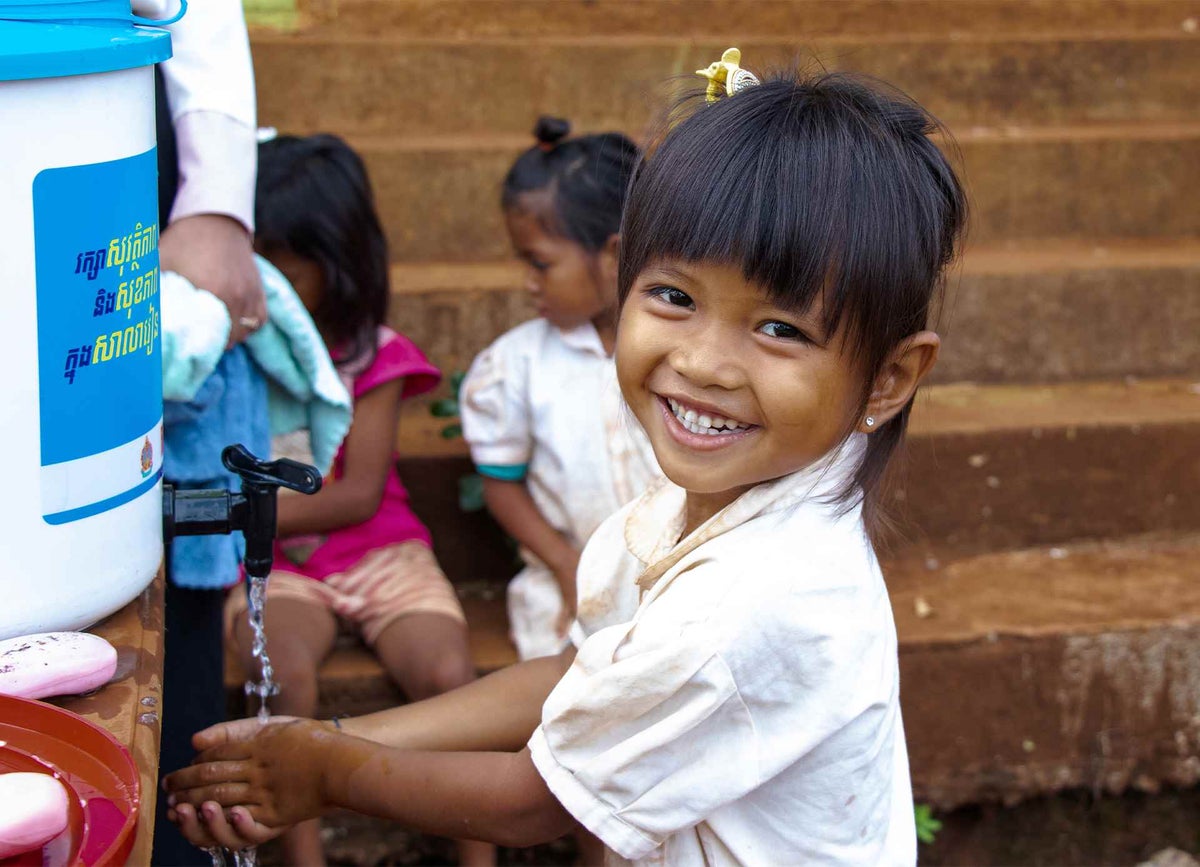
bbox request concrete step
[225,532,1200,810]
[393,377,1200,556]
[888,532,1200,809]
[384,241,1200,386]
[251,35,1200,138]
[299,0,1200,41]
[335,125,1199,262]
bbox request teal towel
[246,256,351,471]
[160,256,352,472]
[160,269,230,402]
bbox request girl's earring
[864,416,876,429]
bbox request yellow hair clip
[696,47,761,102]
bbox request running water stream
[206,572,279,867]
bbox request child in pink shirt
[223,133,493,867]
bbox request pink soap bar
[0,632,118,700]
[0,772,70,858]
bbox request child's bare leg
[231,595,337,866]
[374,612,496,866]
[575,829,607,865]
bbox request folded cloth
[160,255,352,472]
[160,270,231,402]
[164,345,269,589]
[245,256,351,473]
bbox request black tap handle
[221,444,323,495]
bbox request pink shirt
[280,327,440,580]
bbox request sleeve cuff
[170,111,257,232]
[467,443,533,468]
[476,463,528,482]
[528,727,661,861]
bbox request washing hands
[164,715,334,849]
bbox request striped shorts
[224,541,465,646]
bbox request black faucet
[162,444,322,579]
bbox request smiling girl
[166,61,967,867]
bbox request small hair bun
[533,116,571,148]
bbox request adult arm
[140,0,265,343]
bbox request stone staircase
[238,0,1200,830]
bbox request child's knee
[415,654,475,700]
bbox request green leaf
[914,804,942,845]
[430,398,460,418]
[449,370,467,395]
[439,423,463,440]
[458,473,485,512]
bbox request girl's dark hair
[619,72,967,523]
[501,116,640,253]
[256,133,389,365]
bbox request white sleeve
[460,335,534,469]
[528,557,892,860]
[528,634,758,860]
[135,0,257,230]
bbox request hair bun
[533,116,571,148]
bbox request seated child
[167,57,968,866]
[224,132,493,867]
[461,117,660,660]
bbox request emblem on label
[141,437,154,478]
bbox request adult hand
[164,718,334,831]
[159,213,266,346]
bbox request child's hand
[551,548,582,637]
[554,600,576,638]
[164,718,336,830]
[168,801,279,851]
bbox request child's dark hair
[619,72,967,522]
[256,133,389,365]
[501,117,640,252]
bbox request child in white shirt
[166,57,968,867]
[461,117,659,660]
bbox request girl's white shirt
[528,436,917,866]
[461,318,661,659]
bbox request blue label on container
[33,148,163,524]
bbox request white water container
[0,0,176,640]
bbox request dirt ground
[249,785,1200,866]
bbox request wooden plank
[57,569,165,867]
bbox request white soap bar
[0,772,70,858]
[0,632,118,700]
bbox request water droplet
[138,712,158,725]
[1048,548,1068,560]
[1022,739,1036,753]
[986,476,1000,489]
[924,557,940,571]
[968,453,988,468]
[140,696,157,707]
[981,506,993,518]
[1183,17,1198,32]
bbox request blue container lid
[0,0,179,82]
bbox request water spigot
[162,444,322,579]
[220,445,321,579]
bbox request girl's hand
[168,801,280,851]
[164,719,336,829]
[551,548,582,637]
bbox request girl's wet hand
[164,719,334,828]
[170,801,281,850]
